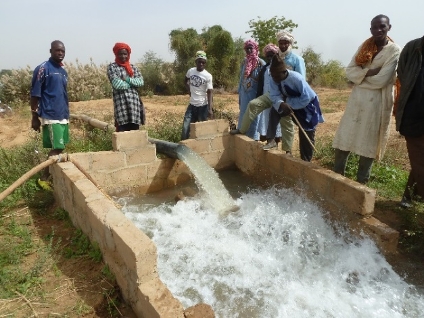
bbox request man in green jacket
[395,36,424,207]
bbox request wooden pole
[291,112,316,152]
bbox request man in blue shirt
[30,40,69,190]
[268,54,324,161]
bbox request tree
[302,46,323,85]
[169,28,203,93]
[139,51,166,95]
[201,26,236,88]
[319,60,347,89]
[302,46,347,88]
[169,25,242,93]
[246,16,298,54]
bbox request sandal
[38,179,53,191]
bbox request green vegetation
[246,16,298,52]
[302,46,348,89]
[0,130,123,316]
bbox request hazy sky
[1,0,423,70]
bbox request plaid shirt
[107,63,144,126]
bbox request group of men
[30,14,423,205]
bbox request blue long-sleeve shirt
[284,52,306,79]
[269,70,315,111]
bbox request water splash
[176,145,237,214]
[121,185,424,318]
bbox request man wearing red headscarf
[236,40,265,140]
[107,43,145,132]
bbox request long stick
[291,112,316,152]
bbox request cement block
[330,176,376,216]
[147,160,177,179]
[87,171,111,188]
[112,130,149,151]
[301,164,332,197]
[190,121,218,138]
[280,155,304,182]
[69,153,91,171]
[265,151,284,172]
[360,217,399,254]
[181,138,211,153]
[136,280,185,318]
[111,220,158,282]
[211,135,231,151]
[200,150,223,168]
[184,303,215,318]
[126,146,157,165]
[91,151,125,171]
[234,135,255,155]
[110,166,148,187]
[216,119,230,134]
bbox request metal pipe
[148,138,183,159]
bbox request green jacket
[395,36,424,131]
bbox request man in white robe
[332,14,401,183]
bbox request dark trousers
[267,107,315,161]
[181,104,209,140]
[118,123,140,132]
[334,149,374,184]
[403,135,424,200]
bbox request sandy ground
[1,90,421,316]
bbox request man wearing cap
[181,50,213,140]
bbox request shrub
[146,111,183,143]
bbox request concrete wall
[51,119,399,317]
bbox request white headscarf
[276,30,294,58]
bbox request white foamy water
[120,186,424,318]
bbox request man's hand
[208,109,214,120]
[277,102,293,117]
[31,115,41,132]
[366,67,382,77]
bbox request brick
[280,155,304,182]
[111,220,158,282]
[199,151,222,167]
[109,166,148,187]
[216,119,230,134]
[301,163,331,196]
[125,146,157,165]
[210,135,231,151]
[359,217,399,254]
[136,280,185,318]
[265,150,283,172]
[69,153,91,171]
[112,130,149,151]
[330,177,376,216]
[181,139,210,154]
[190,121,218,138]
[91,151,125,171]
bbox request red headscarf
[113,43,134,77]
[243,39,259,78]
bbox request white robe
[332,41,401,160]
